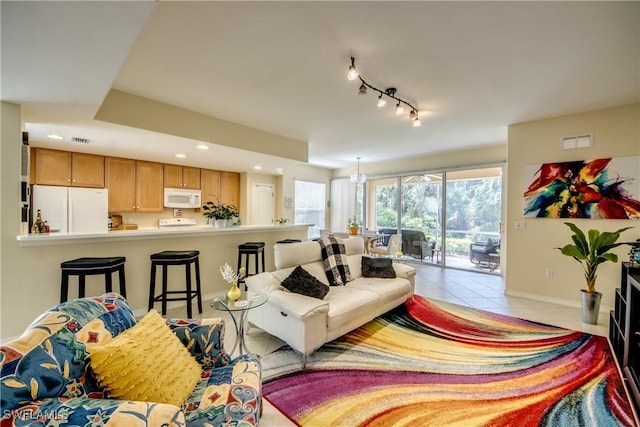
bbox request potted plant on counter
[202,197,239,228]
[349,217,360,235]
[556,222,632,324]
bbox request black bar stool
[148,250,202,318]
[60,257,126,303]
[237,242,265,288]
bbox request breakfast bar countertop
[16,224,310,246]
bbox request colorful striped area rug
[261,296,637,426]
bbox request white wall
[506,104,640,309]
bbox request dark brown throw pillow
[281,266,330,299]
[361,257,396,279]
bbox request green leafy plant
[557,222,633,293]
[202,196,239,220]
[276,217,288,224]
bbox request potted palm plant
[557,222,632,324]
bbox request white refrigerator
[33,185,109,234]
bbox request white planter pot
[214,219,227,228]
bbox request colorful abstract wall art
[523,156,640,219]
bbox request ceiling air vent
[71,136,90,144]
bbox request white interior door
[251,183,274,225]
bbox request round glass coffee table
[210,291,267,355]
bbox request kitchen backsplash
[109,208,210,229]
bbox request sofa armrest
[2,396,185,426]
[392,262,416,279]
[166,318,232,369]
[392,263,416,295]
[245,271,282,294]
[267,290,330,320]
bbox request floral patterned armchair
[0,293,262,426]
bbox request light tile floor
[165,263,609,425]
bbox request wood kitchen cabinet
[200,169,221,205]
[105,158,163,212]
[164,164,200,189]
[32,148,104,187]
[201,169,240,208]
[221,171,240,207]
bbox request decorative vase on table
[227,281,241,301]
[215,219,227,228]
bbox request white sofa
[245,236,416,365]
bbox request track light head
[347,57,358,80]
[358,84,367,95]
[377,93,387,107]
[409,110,417,119]
[395,102,405,114]
[413,116,421,127]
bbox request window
[294,180,326,240]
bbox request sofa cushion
[347,277,412,303]
[166,318,232,369]
[282,266,330,299]
[361,256,396,278]
[89,309,202,407]
[324,287,379,336]
[318,236,353,286]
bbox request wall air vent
[561,134,592,150]
[71,137,90,144]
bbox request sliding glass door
[400,174,443,264]
[365,177,398,247]
[363,165,502,274]
[444,167,502,273]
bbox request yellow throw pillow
[89,309,202,407]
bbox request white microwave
[163,188,202,208]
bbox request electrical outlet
[546,269,553,278]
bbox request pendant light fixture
[350,157,366,184]
[347,56,421,127]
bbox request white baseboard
[504,289,612,314]
[134,291,219,319]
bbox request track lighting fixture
[347,56,420,127]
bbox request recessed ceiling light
[253,165,262,170]
[47,134,63,140]
[196,144,208,150]
[176,154,187,159]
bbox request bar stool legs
[148,250,202,318]
[237,242,266,289]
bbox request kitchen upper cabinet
[200,169,240,208]
[105,157,136,212]
[200,169,221,205]
[221,171,240,207]
[32,148,104,187]
[105,158,163,213]
[136,161,164,212]
[164,164,200,189]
